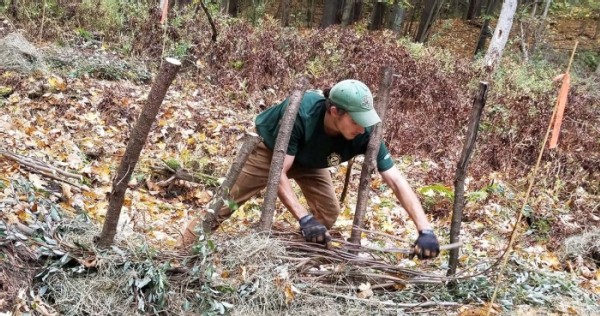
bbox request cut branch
[448,81,488,276]
[258,77,309,232]
[97,58,181,249]
[349,67,393,245]
[203,132,262,232]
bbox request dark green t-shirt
[255,90,394,172]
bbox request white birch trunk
[484,0,517,71]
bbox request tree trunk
[465,0,482,20]
[352,0,363,23]
[389,0,406,36]
[258,77,310,232]
[415,0,437,42]
[97,58,181,248]
[339,158,355,203]
[484,0,517,72]
[447,81,488,276]
[594,11,600,39]
[341,0,354,27]
[306,0,316,27]
[369,0,386,30]
[320,0,342,28]
[220,0,238,16]
[280,0,293,26]
[197,0,218,42]
[202,133,262,234]
[530,0,552,54]
[474,0,500,56]
[348,67,393,246]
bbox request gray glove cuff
[299,215,314,226]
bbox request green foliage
[493,58,556,98]
[418,183,454,201]
[165,159,182,170]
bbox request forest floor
[0,11,599,316]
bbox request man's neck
[323,111,339,136]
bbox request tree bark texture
[474,0,500,56]
[340,158,355,203]
[484,0,517,72]
[465,0,482,20]
[280,0,293,26]
[203,133,262,232]
[415,0,438,42]
[220,0,238,16]
[341,0,354,27]
[320,0,342,28]
[352,0,363,24]
[197,0,218,42]
[97,58,181,248]
[389,0,406,36]
[348,67,393,245]
[369,0,386,30]
[258,77,309,232]
[447,81,488,276]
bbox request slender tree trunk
[369,0,386,30]
[447,81,488,276]
[348,67,393,246]
[531,0,552,54]
[340,158,355,203]
[352,0,363,23]
[594,12,600,39]
[415,0,437,42]
[306,0,316,27]
[258,77,309,231]
[201,133,262,234]
[474,0,500,56]
[390,0,406,36]
[341,0,354,27]
[465,0,482,20]
[484,0,518,72]
[320,0,341,28]
[197,0,218,42]
[97,58,181,248]
[280,0,292,26]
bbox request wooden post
[339,158,355,203]
[97,58,181,248]
[447,81,488,276]
[348,67,393,245]
[202,132,262,232]
[258,77,309,232]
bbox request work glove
[299,215,331,245]
[411,229,440,260]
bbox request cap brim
[349,109,381,127]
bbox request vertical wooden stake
[447,81,489,276]
[202,132,262,232]
[348,67,393,245]
[258,77,309,232]
[97,58,181,248]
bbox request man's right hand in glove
[299,215,331,245]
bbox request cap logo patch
[360,94,373,111]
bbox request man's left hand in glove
[411,229,440,260]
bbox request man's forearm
[277,174,309,220]
[381,168,432,231]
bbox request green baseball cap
[329,79,381,127]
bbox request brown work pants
[181,142,341,245]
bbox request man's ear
[330,106,341,117]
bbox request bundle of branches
[271,230,456,289]
[0,150,88,192]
